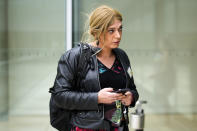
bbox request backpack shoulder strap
[76,43,92,87]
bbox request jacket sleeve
[128,75,139,107]
[121,49,139,107]
[51,47,99,110]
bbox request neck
[90,41,114,58]
[98,45,113,58]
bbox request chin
[112,45,119,49]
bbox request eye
[108,29,114,33]
[119,27,123,31]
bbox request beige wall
[8,0,65,115]
[1,0,197,116]
[78,0,197,113]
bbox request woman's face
[99,19,122,49]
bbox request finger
[113,93,124,98]
[115,93,124,96]
[112,93,123,100]
[122,101,126,105]
[125,91,132,96]
[116,96,126,101]
[103,87,113,92]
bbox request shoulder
[114,48,127,56]
[114,48,129,59]
[114,48,130,65]
[60,44,81,62]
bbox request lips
[113,41,120,44]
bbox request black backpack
[49,43,93,131]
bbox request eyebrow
[108,25,123,30]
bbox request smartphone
[113,89,129,94]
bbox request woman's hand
[118,91,133,106]
[98,88,123,104]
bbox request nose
[115,30,121,39]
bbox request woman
[52,5,139,131]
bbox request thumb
[103,87,113,92]
[125,91,132,96]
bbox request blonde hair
[81,5,122,43]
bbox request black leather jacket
[52,44,139,130]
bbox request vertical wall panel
[8,0,65,115]
[0,0,8,120]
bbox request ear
[99,33,104,42]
